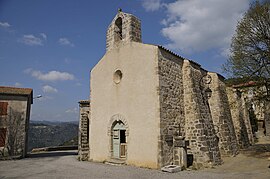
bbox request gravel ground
[0,149,269,179]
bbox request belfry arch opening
[111,120,126,159]
[115,17,123,42]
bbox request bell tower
[106,9,142,51]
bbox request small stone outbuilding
[0,86,33,159]
[79,10,255,169]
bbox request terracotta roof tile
[232,81,257,88]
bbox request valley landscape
[28,121,78,151]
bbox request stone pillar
[78,100,90,161]
[182,60,221,168]
[208,73,238,156]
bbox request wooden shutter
[0,102,8,115]
[0,128,7,147]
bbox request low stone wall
[31,145,78,153]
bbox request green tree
[224,1,270,100]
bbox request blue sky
[0,0,251,122]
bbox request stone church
[78,10,256,169]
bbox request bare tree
[0,108,24,157]
[6,108,24,156]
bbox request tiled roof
[232,81,257,88]
[158,45,185,61]
[157,45,211,72]
[0,86,33,96]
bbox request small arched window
[115,17,123,41]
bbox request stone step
[105,158,126,166]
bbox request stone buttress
[227,88,251,148]
[208,73,238,156]
[182,60,221,168]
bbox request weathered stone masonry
[106,10,141,52]
[157,47,223,167]
[78,100,90,161]
[208,73,238,156]
[158,48,185,166]
[265,103,270,136]
[227,88,251,148]
[182,60,221,167]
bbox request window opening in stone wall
[120,130,126,143]
[113,70,123,84]
[0,102,8,115]
[115,17,123,42]
[0,128,7,147]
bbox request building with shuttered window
[0,86,32,159]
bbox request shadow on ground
[27,150,78,159]
[241,144,270,158]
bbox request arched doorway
[111,121,126,158]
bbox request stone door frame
[108,114,129,160]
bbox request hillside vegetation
[28,121,78,151]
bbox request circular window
[113,70,123,84]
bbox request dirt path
[202,137,270,179]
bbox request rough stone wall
[227,88,251,148]
[106,11,141,52]
[157,48,185,167]
[208,73,238,156]
[241,96,255,144]
[252,98,266,136]
[182,60,221,168]
[235,88,255,144]
[78,100,90,161]
[265,102,270,136]
[233,86,269,137]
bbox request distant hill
[30,120,79,125]
[28,121,78,151]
